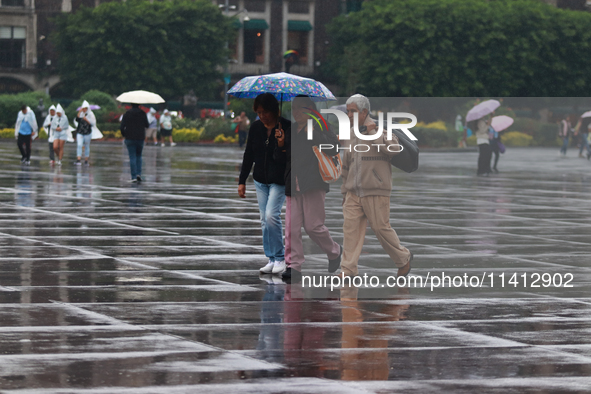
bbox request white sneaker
[272,260,286,274]
[260,260,274,274]
[170,142,177,147]
[161,143,165,147]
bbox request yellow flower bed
[416,121,447,130]
[172,127,203,142]
[213,134,238,143]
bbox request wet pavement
[0,140,590,393]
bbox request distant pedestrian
[456,115,467,148]
[43,105,56,164]
[575,117,591,160]
[146,108,158,146]
[238,93,289,275]
[15,105,38,165]
[559,115,572,156]
[120,103,149,183]
[468,114,493,176]
[159,109,176,147]
[233,111,251,148]
[51,104,69,166]
[74,100,96,166]
[489,125,501,173]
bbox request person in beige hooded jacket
[340,94,413,277]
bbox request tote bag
[312,146,342,183]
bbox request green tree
[52,0,233,99]
[328,0,591,96]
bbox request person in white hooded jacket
[74,100,96,165]
[51,104,69,166]
[43,105,57,164]
[15,105,38,165]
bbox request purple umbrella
[77,104,101,111]
[491,115,513,132]
[466,99,500,122]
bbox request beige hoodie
[341,116,400,198]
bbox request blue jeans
[125,139,144,179]
[76,133,92,158]
[253,180,286,262]
[560,136,569,154]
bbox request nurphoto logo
[305,108,418,153]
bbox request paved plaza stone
[0,140,590,393]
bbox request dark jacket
[120,108,149,140]
[239,117,290,186]
[275,121,339,197]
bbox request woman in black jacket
[275,95,342,281]
[238,93,290,275]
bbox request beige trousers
[341,192,411,276]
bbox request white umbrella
[581,111,591,118]
[116,90,165,104]
[466,99,501,122]
[491,115,514,132]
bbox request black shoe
[397,251,413,278]
[136,175,142,182]
[84,160,89,166]
[281,267,301,283]
[20,158,26,164]
[328,245,343,273]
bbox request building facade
[217,0,342,80]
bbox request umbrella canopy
[491,115,514,132]
[581,111,591,118]
[466,99,501,122]
[227,72,335,102]
[77,104,101,111]
[116,90,165,104]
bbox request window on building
[0,26,26,69]
[244,0,265,13]
[287,31,308,65]
[217,0,239,11]
[346,0,363,13]
[1,0,25,6]
[288,1,309,14]
[244,30,265,64]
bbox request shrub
[97,123,121,132]
[172,128,203,142]
[65,90,120,123]
[532,123,560,147]
[502,131,533,147]
[171,117,205,130]
[0,92,53,127]
[200,118,234,141]
[412,127,450,148]
[102,130,123,139]
[0,128,15,138]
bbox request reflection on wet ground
[0,142,590,392]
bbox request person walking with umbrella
[275,95,342,282]
[120,104,149,182]
[466,100,500,176]
[238,93,289,275]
